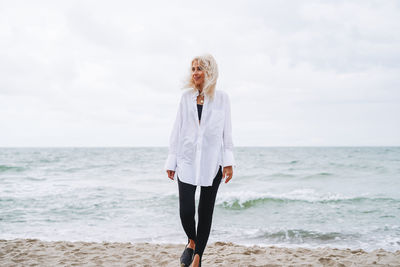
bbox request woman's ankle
[188,239,196,249]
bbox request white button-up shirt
[164,88,236,186]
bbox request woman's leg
[194,166,223,261]
[177,175,197,245]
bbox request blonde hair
[182,54,219,100]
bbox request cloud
[0,0,399,146]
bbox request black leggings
[177,165,223,260]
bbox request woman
[164,54,235,267]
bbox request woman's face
[192,60,205,89]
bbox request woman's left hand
[222,166,233,183]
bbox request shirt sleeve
[222,93,236,168]
[164,95,183,171]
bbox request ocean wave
[24,177,47,181]
[302,172,334,179]
[216,190,398,209]
[267,173,296,178]
[244,228,361,242]
[0,165,26,172]
[264,171,334,180]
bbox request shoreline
[1,238,399,266]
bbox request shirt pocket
[206,109,225,137]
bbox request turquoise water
[0,147,399,252]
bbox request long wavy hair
[182,54,219,101]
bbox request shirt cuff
[222,149,236,168]
[164,154,177,171]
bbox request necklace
[198,90,204,104]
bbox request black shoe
[180,244,194,267]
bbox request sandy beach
[0,239,399,267]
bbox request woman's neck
[195,84,203,93]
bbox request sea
[0,147,399,252]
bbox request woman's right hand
[166,170,175,180]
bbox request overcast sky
[0,0,399,147]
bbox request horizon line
[0,145,399,148]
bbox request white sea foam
[215,188,367,208]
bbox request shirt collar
[191,88,209,102]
